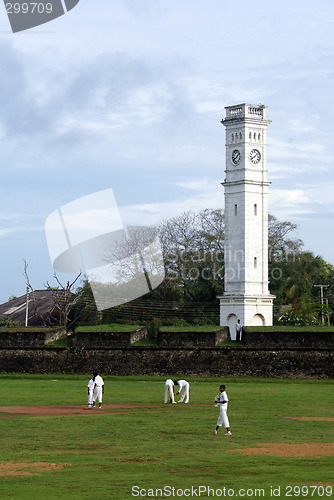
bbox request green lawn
[75,324,143,332]
[246,326,334,333]
[159,325,221,332]
[0,375,333,499]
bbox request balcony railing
[248,106,263,117]
[228,107,243,117]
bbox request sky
[0,0,333,303]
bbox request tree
[0,316,20,327]
[23,260,83,330]
[273,252,334,325]
[156,209,225,301]
[268,214,303,261]
[23,259,48,327]
[46,272,82,331]
[267,216,304,306]
[68,280,99,328]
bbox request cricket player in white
[174,379,189,403]
[92,372,104,409]
[164,379,177,403]
[87,378,94,408]
[212,384,232,436]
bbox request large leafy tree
[272,251,334,324]
[268,214,303,260]
[156,209,225,302]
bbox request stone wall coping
[245,330,334,334]
[159,328,226,332]
[74,328,145,333]
[0,346,332,352]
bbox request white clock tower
[218,103,275,337]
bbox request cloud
[269,183,334,222]
[0,41,193,144]
[0,228,16,238]
[177,180,213,191]
[120,195,221,226]
[0,42,27,132]
[270,189,309,206]
[269,137,326,161]
[119,178,223,226]
[286,119,316,134]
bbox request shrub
[0,316,20,328]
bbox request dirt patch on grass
[231,443,334,457]
[0,462,70,476]
[284,416,334,422]
[121,458,157,463]
[0,403,156,417]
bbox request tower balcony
[222,103,269,123]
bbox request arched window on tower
[239,132,242,139]
[258,133,261,141]
[231,133,234,143]
[249,132,252,139]
[254,132,256,140]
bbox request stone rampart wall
[244,330,334,349]
[0,329,65,348]
[0,347,332,378]
[0,327,333,378]
[158,328,229,347]
[72,327,147,348]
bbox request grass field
[76,324,143,331]
[0,375,333,499]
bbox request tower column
[217,103,275,337]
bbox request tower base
[218,294,275,340]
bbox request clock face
[231,149,241,165]
[249,149,261,164]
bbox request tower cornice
[221,180,271,187]
[221,117,272,126]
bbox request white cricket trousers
[179,382,189,403]
[93,387,103,403]
[217,403,229,428]
[164,382,175,403]
[88,390,93,405]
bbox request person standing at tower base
[235,319,242,342]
